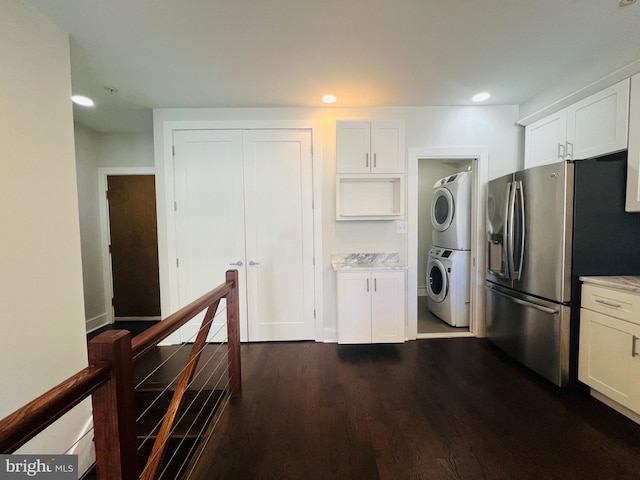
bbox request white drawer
[581,283,640,325]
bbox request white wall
[0,0,90,453]
[97,132,154,168]
[73,128,155,331]
[75,124,107,331]
[153,105,521,340]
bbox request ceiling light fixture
[472,92,491,102]
[71,95,95,107]
[619,0,636,6]
[322,94,337,104]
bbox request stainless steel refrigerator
[485,151,640,387]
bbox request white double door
[173,129,315,342]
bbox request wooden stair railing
[0,269,241,480]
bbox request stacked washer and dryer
[426,171,472,327]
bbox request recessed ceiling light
[472,92,491,102]
[71,95,95,107]
[322,94,337,104]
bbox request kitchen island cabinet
[579,277,640,424]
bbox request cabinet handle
[594,299,621,309]
[633,336,639,357]
[374,278,377,292]
[366,278,370,292]
[558,143,565,160]
[365,153,369,168]
[373,153,377,168]
[566,142,573,160]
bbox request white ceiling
[27,0,640,133]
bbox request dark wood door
[107,175,161,317]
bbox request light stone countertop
[331,253,408,271]
[580,276,640,294]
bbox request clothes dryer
[431,171,472,250]
[426,247,470,327]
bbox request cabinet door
[336,121,371,173]
[370,121,405,173]
[524,109,568,168]
[579,308,640,413]
[567,78,629,161]
[337,272,372,343]
[626,73,640,212]
[371,271,405,343]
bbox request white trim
[591,389,640,425]
[97,167,156,326]
[85,313,108,333]
[408,147,489,340]
[518,58,640,126]
[154,119,324,343]
[417,331,475,340]
[67,414,96,479]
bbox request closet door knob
[249,260,260,266]
[229,260,243,267]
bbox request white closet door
[243,130,315,341]
[173,130,246,343]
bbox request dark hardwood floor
[189,339,640,480]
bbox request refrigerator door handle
[485,285,559,314]
[507,181,517,279]
[500,181,513,279]
[513,180,525,280]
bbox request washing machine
[431,171,472,250]
[426,247,470,327]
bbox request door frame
[407,147,488,340]
[154,119,323,343]
[98,167,157,325]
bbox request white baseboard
[114,316,161,321]
[323,327,338,343]
[417,287,427,297]
[591,389,640,425]
[67,415,96,478]
[86,314,109,333]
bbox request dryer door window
[431,188,454,232]
[427,259,448,303]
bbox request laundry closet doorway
[171,128,315,343]
[407,147,489,340]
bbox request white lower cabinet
[337,270,405,344]
[579,282,640,417]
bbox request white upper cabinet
[567,79,630,161]
[524,110,568,168]
[524,79,630,169]
[336,120,405,174]
[626,73,640,212]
